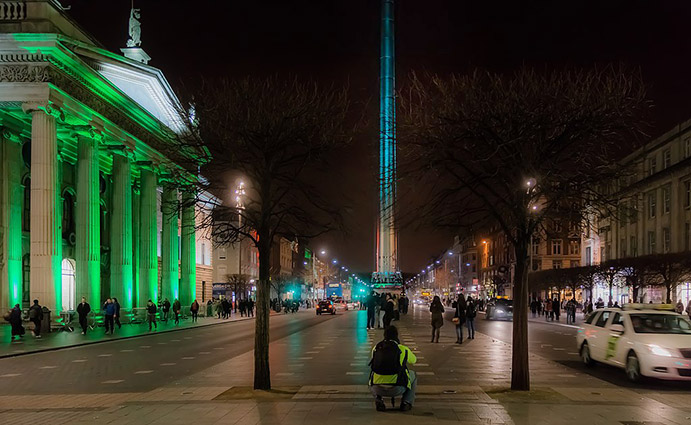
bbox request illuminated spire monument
[373,0,402,289]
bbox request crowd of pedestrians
[365,292,409,330]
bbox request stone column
[161,185,179,303]
[132,181,140,307]
[1,129,23,308]
[27,107,62,313]
[180,189,196,307]
[110,151,133,309]
[138,169,158,307]
[75,134,100,309]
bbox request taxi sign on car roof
[622,303,676,311]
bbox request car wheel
[626,351,642,382]
[580,341,595,367]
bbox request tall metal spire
[374,0,400,286]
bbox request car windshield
[496,300,513,306]
[630,314,691,334]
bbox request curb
[0,311,284,360]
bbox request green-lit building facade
[0,1,213,314]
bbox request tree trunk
[253,232,272,390]
[511,237,530,391]
[666,281,672,304]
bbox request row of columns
[1,106,197,312]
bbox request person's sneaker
[375,397,386,412]
[400,402,412,412]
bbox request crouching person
[369,325,417,412]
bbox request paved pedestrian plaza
[2,307,691,424]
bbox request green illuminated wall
[2,137,23,308]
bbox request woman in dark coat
[9,304,24,341]
[453,294,467,344]
[429,296,445,343]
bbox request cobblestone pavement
[2,306,691,424]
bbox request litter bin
[41,307,51,333]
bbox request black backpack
[370,340,408,386]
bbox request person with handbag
[452,293,467,344]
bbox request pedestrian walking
[429,296,444,343]
[552,298,560,321]
[162,298,171,322]
[545,299,553,321]
[248,299,255,317]
[113,297,122,329]
[190,300,200,322]
[146,299,157,331]
[206,299,213,317]
[103,298,115,335]
[29,299,43,338]
[366,291,377,330]
[7,304,25,341]
[375,296,382,328]
[466,296,477,339]
[173,298,181,325]
[453,294,467,344]
[382,294,395,328]
[76,297,91,335]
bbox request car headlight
[649,344,674,357]
[495,309,504,314]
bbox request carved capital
[22,102,65,122]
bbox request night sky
[64,0,691,274]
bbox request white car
[576,305,691,382]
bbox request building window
[648,231,656,255]
[631,236,638,257]
[201,243,207,264]
[551,239,562,255]
[569,241,579,255]
[630,200,638,223]
[585,247,592,266]
[218,246,225,260]
[532,260,541,271]
[62,190,76,240]
[201,281,206,302]
[553,220,563,233]
[553,260,562,269]
[648,156,657,176]
[570,260,580,267]
[662,185,671,214]
[663,149,672,169]
[685,180,691,208]
[532,240,539,255]
[22,176,30,232]
[648,191,656,218]
[601,245,607,262]
[620,237,626,257]
[663,228,671,253]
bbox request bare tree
[171,76,352,390]
[226,274,250,302]
[401,66,648,390]
[639,252,691,303]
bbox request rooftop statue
[126,8,142,47]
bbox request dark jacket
[454,298,467,324]
[113,301,121,316]
[29,304,43,321]
[430,302,445,328]
[147,304,157,315]
[104,302,115,316]
[466,301,477,319]
[162,300,171,312]
[190,301,199,312]
[172,300,181,313]
[76,302,91,318]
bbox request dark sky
[65,0,691,274]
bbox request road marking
[568,352,579,355]
[305,351,320,354]
[140,345,151,348]
[346,372,364,375]
[157,342,167,345]
[1,373,21,377]
[183,337,192,340]
[290,363,305,367]
[416,372,435,376]
[101,380,124,384]
[297,357,313,360]
[72,359,87,363]
[181,357,195,360]
[120,349,133,352]
[160,363,176,366]
[415,363,429,367]
[171,339,181,342]
[98,354,112,357]
[557,374,576,378]
[199,352,211,355]
[350,363,366,367]
[39,366,57,369]
[540,344,553,348]
[213,347,224,350]
[276,373,294,376]
[553,348,566,351]
[135,370,154,374]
